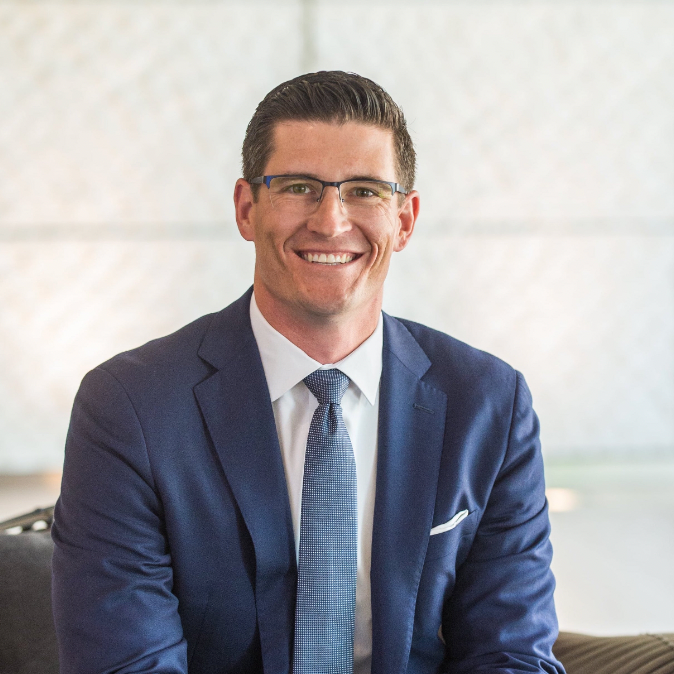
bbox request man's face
[235,120,418,325]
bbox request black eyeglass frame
[250,174,408,202]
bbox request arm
[52,366,187,674]
[443,372,565,674]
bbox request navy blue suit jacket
[52,288,564,673]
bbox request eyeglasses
[250,175,407,217]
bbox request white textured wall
[1,0,673,471]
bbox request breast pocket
[424,509,478,562]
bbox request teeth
[302,253,354,265]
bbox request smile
[300,252,355,265]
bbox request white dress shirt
[249,293,381,674]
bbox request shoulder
[97,311,217,386]
[82,289,253,401]
[385,314,520,401]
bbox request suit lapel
[371,315,448,674]
[194,290,296,674]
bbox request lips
[300,252,356,265]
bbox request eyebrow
[279,173,390,183]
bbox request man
[52,72,565,674]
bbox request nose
[306,185,352,237]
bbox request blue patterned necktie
[293,368,357,674]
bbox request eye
[287,182,312,195]
[353,186,376,198]
[270,177,320,197]
[343,181,390,201]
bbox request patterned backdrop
[1,0,673,471]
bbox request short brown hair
[242,71,416,196]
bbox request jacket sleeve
[442,371,565,674]
[51,366,188,674]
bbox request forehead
[264,120,396,181]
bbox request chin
[296,292,356,319]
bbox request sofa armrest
[554,631,674,674]
[0,531,59,674]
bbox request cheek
[374,202,398,225]
[370,219,400,259]
[363,206,397,238]
[258,220,290,253]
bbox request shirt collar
[249,293,382,405]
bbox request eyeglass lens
[266,176,394,214]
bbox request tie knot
[303,369,350,406]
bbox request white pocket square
[430,509,469,536]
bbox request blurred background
[1,0,672,636]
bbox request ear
[394,190,420,252]
[234,178,256,241]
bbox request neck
[253,286,381,364]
